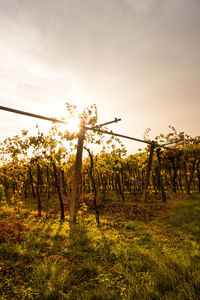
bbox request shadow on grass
[170,196,200,239]
[67,223,125,299]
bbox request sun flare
[66,118,80,133]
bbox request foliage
[0,184,5,203]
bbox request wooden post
[69,120,86,224]
[52,161,65,221]
[156,148,166,203]
[84,147,100,226]
[142,143,155,201]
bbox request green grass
[1,195,200,299]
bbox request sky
[0,0,200,154]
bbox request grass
[1,194,200,299]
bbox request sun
[66,118,80,133]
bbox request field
[1,1,200,298]
[1,194,200,299]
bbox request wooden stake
[84,147,100,226]
[142,143,155,201]
[69,120,86,224]
[156,148,166,203]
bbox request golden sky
[0,0,200,153]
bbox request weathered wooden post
[156,148,166,202]
[69,120,86,224]
[84,146,100,226]
[142,142,155,201]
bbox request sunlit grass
[1,195,200,299]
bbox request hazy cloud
[0,0,200,151]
